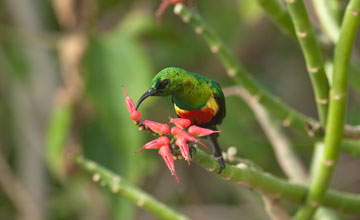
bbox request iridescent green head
[136,67,187,109]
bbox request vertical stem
[285,0,329,125]
[312,0,341,42]
[312,0,360,96]
[295,1,360,219]
[255,0,296,37]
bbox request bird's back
[172,72,226,128]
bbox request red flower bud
[171,127,207,149]
[188,125,222,137]
[135,136,170,153]
[122,86,141,121]
[169,117,191,129]
[175,137,190,165]
[130,110,141,121]
[158,145,179,183]
[142,120,170,135]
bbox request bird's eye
[158,79,169,89]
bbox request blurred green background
[1,0,360,219]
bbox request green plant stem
[76,151,360,214]
[312,0,340,43]
[341,139,360,157]
[312,0,360,95]
[46,103,72,179]
[256,0,360,98]
[295,1,360,219]
[190,149,360,213]
[174,3,314,132]
[74,155,189,220]
[285,0,329,125]
[255,0,296,37]
[328,0,343,22]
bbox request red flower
[171,127,207,149]
[142,120,170,135]
[135,136,170,153]
[188,125,221,137]
[169,117,191,129]
[122,86,141,121]
[175,137,190,165]
[158,145,179,183]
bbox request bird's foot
[214,155,226,174]
[189,143,197,158]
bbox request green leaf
[83,10,156,220]
[46,103,72,179]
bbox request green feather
[150,67,224,110]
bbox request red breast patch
[176,107,215,125]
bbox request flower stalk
[191,149,360,214]
[285,0,330,125]
[74,155,189,220]
[75,151,360,216]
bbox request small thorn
[350,9,359,16]
[173,3,184,14]
[137,199,145,207]
[297,31,307,38]
[92,173,101,182]
[112,184,120,193]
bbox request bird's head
[136,67,186,110]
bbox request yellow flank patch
[174,103,187,114]
[204,96,219,112]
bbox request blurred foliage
[0,0,359,219]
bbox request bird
[136,67,226,173]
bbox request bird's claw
[214,156,226,174]
[189,143,197,158]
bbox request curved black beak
[136,88,158,110]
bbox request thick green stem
[255,0,360,139]
[74,155,189,220]
[191,149,360,213]
[174,3,314,132]
[77,152,360,214]
[312,0,340,43]
[285,0,329,125]
[255,0,296,37]
[295,1,360,219]
[312,0,360,95]
[341,139,360,157]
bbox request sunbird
[136,67,226,172]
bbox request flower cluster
[122,86,221,183]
